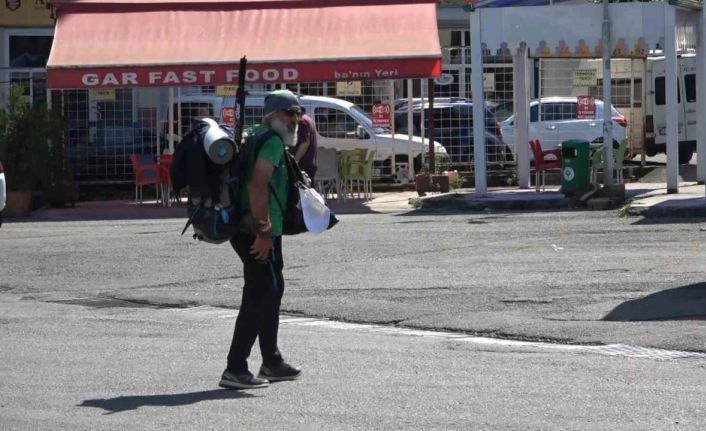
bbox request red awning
[47,0,442,89]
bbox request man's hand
[250,236,273,261]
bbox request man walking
[219,90,302,389]
[292,107,318,183]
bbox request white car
[501,97,628,156]
[169,93,449,175]
[0,159,5,227]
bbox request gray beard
[270,117,298,147]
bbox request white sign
[336,81,362,96]
[573,69,597,87]
[89,88,116,102]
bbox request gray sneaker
[219,370,269,389]
[258,362,301,382]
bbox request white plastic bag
[299,186,331,234]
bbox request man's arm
[247,159,274,261]
[293,139,310,162]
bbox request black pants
[227,232,285,374]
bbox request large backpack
[170,120,274,244]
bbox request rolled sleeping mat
[202,118,235,164]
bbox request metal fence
[48,55,646,185]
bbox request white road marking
[177,307,706,362]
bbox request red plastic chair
[529,139,562,192]
[156,154,176,206]
[129,154,161,204]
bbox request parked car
[500,97,628,157]
[395,101,510,168]
[0,159,5,227]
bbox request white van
[167,92,448,174]
[645,53,698,164]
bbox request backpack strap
[269,147,305,214]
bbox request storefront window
[9,35,53,68]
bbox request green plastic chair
[359,150,376,200]
[339,149,368,199]
[590,140,628,185]
[590,147,604,185]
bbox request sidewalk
[412,182,706,217]
[19,191,418,223]
[10,181,705,223]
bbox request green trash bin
[561,140,590,193]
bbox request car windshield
[350,105,390,134]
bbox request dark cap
[263,90,302,117]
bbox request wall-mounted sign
[577,95,596,119]
[372,103,391,128]
[573,69,597,87]
[216,85,237,97]
[336,81,362,97]
[221,106,238,126]
[1,0,53,26]
[89,88,116,102]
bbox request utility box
[561,140,590,193]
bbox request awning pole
[471,9,487,195]
[155,92,161,155]
[407,79,415,181]
[168,87,175,154]
[176,87,182,154]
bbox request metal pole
[697,7,706,184]
[665,5,679,193]
[389,80,396,179]
[602,0,614,185]
[407,79,415,181]
[514,43,531,189]
[427,78,436,174]
[471,9,487,195]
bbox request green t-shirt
[240,125,289,236]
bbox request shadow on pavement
[79,389,258,414]
[603,282,706,321]
[631,215,706,225]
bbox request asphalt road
[1,210,705,352]
[1,294,704,430]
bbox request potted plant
[42,106,77,207]
[0,85,61,216]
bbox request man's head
[263,90,301,147]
